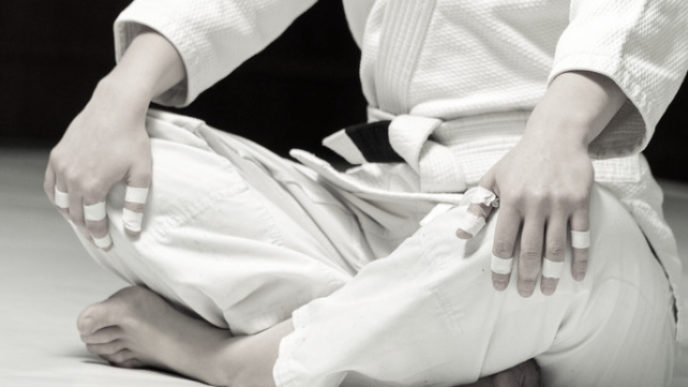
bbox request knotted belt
[322,113,467,193]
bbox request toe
[87,340,126,356]
[106,349,136,366]
[119,358,145,369]
[82,326,124,345]
[77,302,121,336]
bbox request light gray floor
[1,148,687,386]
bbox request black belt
[341,120,403,163]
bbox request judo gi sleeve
[549,0,688,158]
[113,0,317,107]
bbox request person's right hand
[44,77,153,250]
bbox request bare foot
[77,286,235,385]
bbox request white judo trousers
[73,110,676,387]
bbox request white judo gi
[75,0,688,386]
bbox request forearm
[100,30,185,104]
[525,71,627,147]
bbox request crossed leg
[67,113,675,387]
[76,286,539,387]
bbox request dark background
[1,0,686,181]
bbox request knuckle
[52,159,67,174]
[570,192,589,208]
[82,180,106,197]
[547,244,565,258]
[502,193,523,206]
[528,191,548,203]
[520,257,541,275]
[48,149,61,164]
[493,239,514,257]
[63,169,81,185]
[520,250,541,260]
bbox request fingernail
[541,278,558,296]
[518,282,536,297]
[493,279,508,291]
[573,263,587,281]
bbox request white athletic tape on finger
[455,212,486,237]
[542,258,565,279]
[571,230,591,249]
[122,208,144,232]
[93,234,112,249]
[54,188,70,209]
[491,255,514,275]
[461,186,499,208]
[84,202,107,222]
[125,186,149,205]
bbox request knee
[580,185,654,285]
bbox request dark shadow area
[1,0,686,181]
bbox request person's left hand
[456,119,594,297]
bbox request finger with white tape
[92,234,112,250]
[541,258,565,279]
[571,230,590,249]
[491,254,514,275]
[123,183,149,236]
[54,187,70,209]
[461,186,500,208]
[456,183,499,240]
[122,208,144,234]
[84,202,107,222]
[125,186,149,205]
[83,200,111,250]
[455,211,486,238]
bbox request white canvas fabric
[74,109,676,386]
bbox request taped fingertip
[93,234,112,250]
[455,212,486,238]
[462,186,499,207]
[54,188,70,209]
[122,208,143,234]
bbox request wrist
[94,73,152,115]
[99,69,156,102]
[523,106,593,150]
